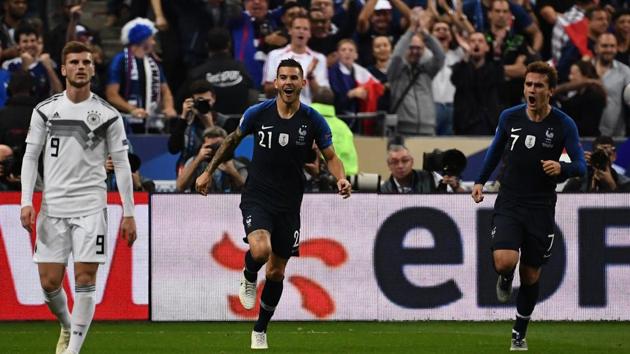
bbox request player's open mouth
[283,88,295,95]
[528,96,536,105]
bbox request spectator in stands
[106,18,177,132]
[388,7,444,136]
[380,144,435,193]
[0,144,19,191]
[557,7,609,82]
[0,71,36,151]
[230,0,282,89]
[464,0,543,53]
[2,24,63,101]
[0,62,10,108]
[451,32,503,135]
[430,18,465,136]
[554,61,606,137]
[367,35,392,112]
[356,0,411,67]
[178,28,254,116]
[535,0,574,60]
[175,126,247,192]
[563,135,630,192]
[614,9,630,66]
[262,14,329,104]
[328,39,384,117]
[0,0,29,62]
[594,32,630,137]
[551,0,598,63]
[311,87,359,176]
[308,1,359,67]
[264,2,307,52]
[169,80,227,175]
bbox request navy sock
[513,281,539,338]
[254,278,284,333]
[244,251,264,282]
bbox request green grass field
[0,321,628,353]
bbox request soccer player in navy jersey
[195,58,351,350]
[471,61,586,351]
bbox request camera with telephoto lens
[193,98,211,115]
[590,149,609,171]
[422,149,468,177]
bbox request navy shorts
[240,203,300,259]
[491,195,556,267]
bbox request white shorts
[33,209,108,264]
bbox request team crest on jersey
[279,133,289,146]
[86,110,102,126]
[542,128,554,148]
[525,135,536,149]
[297,125,307,146]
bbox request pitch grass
[0,321,628,353]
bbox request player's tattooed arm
[204,127,245,176]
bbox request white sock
[68,285,96,353]
[43,288,71,330]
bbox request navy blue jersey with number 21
[239,99,332,212]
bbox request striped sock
[68,284,96,353]
[43,287,71,330]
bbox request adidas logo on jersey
[52,112,60,119]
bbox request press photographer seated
[563,136,630,192]
[175,127,247,193]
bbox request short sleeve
[262,51,277,84]
[239,103,262,135]
[314,54,330,88]
[106,116,129,153]
[107,53,124,85]
[25,108,48,146]
[310,107,332,150]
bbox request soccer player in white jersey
[20,41,137,354]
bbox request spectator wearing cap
[175,126,247,193]
[356,0,411,67]
[388,8,444,136]
[2,24,63,101]
[178,28,255,116]
[106,18,177,132]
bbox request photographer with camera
[176,127,247,193]
[563,135,630,192]
[424,148,468,193]
[380,145,436,193]
[168,80,227,175]
[0,144,20,191]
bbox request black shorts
[491,195,556,267]
[240,203,301,259]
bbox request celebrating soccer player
[20,41,137,354]
[195,58,351,350]
[471,61,586,351]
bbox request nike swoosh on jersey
[262,125,274,130]
[511,128,522,132]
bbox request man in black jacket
[177,27,255,116]
[380,145,436,193]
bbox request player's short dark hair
[14,24,38,42]
[8,71,33,95]
[276,58,304,78]
[61,41,93,64]
[525,61,557,89]
[593,135,614,149]
[586,6,607,21]
[190,79,215,96]
[207,28,231,53]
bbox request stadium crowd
[0,0,629,193]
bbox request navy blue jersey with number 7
[475,104,586,206]
[239,99,333,212]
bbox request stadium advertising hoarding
[0,192,149,320]
[151,194,630,321]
